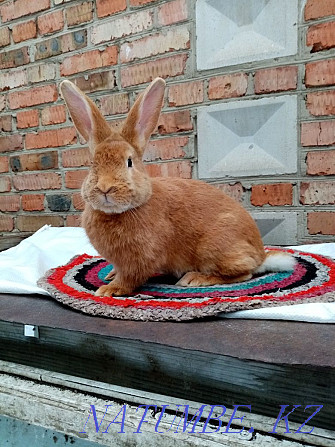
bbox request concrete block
[196,0,298,70]
[197,95,297,179]
[252,211,298,245]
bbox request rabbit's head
[60,78,165,214]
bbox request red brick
[34,37,62,60]
[301,121,335,146]
[26,128,77,150]
[158,0,188,26]
[144,137,188,162]
[308,212,335,235]
[254,66,298,94]
[0,216,14,232]
[13,172,61,191]
[27,64,56,84]
[130,0,156,5]
[301,122,319,147]
[17,215,63,232]
[0,115,12,132]
[16,109,39,129]
[73,71,116,93]
[305,0,335,21]
[66,215,82,227]
[0,176,11,192]
[0,134,23,153]
[97,0,126,17]
[305,59,335,87]
[0,156,9,173]
[300,181,335,205]
[306,150,335,175]
[10,151,58,172]
[99,93,129,116]
[46,194,72,212]
[91,10,153,45]
[35,30,87,60]
[251,184,293,206]
[0,195,20,211]
[156,110,192,135]
[168,81,203,107]
[214,183,244,203]
[60,30,87,53]
[38,10,64,35]
[62,147,91,168]
[145,160,191,178]
[307,91,335,116]
[12,20,37,43]
[66,1,93,27]
[8,84,58,110]
[120,27,190,63]
[41,105,66,126]
[108,118,125,131]
[61,46,118,76]
[0,46,29,69]
[0,0,50,23]
[307,21,335,52]
[0,69,27,92]
[22,194,45,211]
[72,193,85,210]
[0,95,5,112]
[65,170,88,189]
[209,74,248,100]
[0,27,10,47]
[121,54,187,87]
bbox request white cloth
[0,225,334,323]
[0,225,98,295]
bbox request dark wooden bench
[0,292,334,434]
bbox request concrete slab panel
[196,0,298,69]
[197,95,297,179]
[252,211,298,245]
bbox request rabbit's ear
[121,77,165,154]
[60,80,111,153]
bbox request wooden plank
[0,234,31,252]
[0,320,334,432]
[0,360,333,446]
[0,293,334,367]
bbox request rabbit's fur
[60,78,295,297]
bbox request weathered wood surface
[0,293,334,433]
[0,293,334,367]
[0,361,334,446]
[0,234,31,252]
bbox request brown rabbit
[60,78,295,297]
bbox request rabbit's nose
[97,186,117,195]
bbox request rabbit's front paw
[95,283,130,297]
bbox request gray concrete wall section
[197,96,298,179]
[194,0,326,244]
[196,0,299,70]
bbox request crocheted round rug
[37,249,335,321]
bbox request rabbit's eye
[127,158,133,168]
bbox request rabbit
[60,77,295,297]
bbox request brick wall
[0,0,334,248]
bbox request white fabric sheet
[0,225,98,295]
[0,225,334,323]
